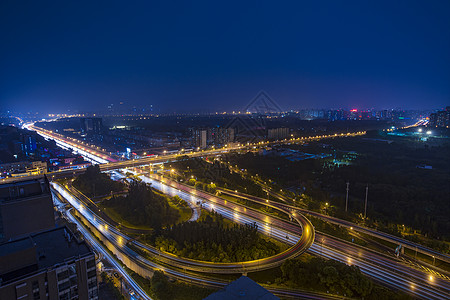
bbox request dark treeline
[281,257,410,299]
[227,152,322,186]
[73,165,125,198]
[226,132,450,246]
[102,181,180,228]
[319,133,450,241]
[154,211,279,262]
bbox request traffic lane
[319,235,450,292]
[223,189,450,263]
[54,181,312,273]
[55,177,448,299]
[51,192,152,300]
[145,178,450,299]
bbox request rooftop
[0,176,50,203]
[0,226,92,284]
[204,276,279,300]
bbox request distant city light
[418,128,422,132]
[426,131,432,135]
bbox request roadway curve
[53,186,344,300]
[218,188,450,265]
[52,181,314,274]
[51,170,450,299]
[144,176,450,299]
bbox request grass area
[98,189,193,230]
[247,266,283,285]
[267,236,290,252]
[99,205,154,231]
[165,195,192,224]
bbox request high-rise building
[192,129,207,149]
[429,107,450,128]
[0,177,54,242]
[80,118,102,135]
[208,127,235,146]
[0,226,98,300]
[22,135,37,156]
[267,128,289,140]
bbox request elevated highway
[52,181,314,274]
[218,188,450,265]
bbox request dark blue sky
[1,0,449,113]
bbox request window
[87,270,96,279]
[88,281,97,289]
[33,291,40,300]
[58,281,70,292]
[59,293,69,300]
[57,270,69,281]
[86,259,95,270]
[32,281,40,299]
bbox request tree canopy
[73,165,125,198]
[154,210,280,262]
[102,181,180,228]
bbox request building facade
[0,227,98,300]
[0,177,54,242]
[267,128,289,140]
[192,129,207,149]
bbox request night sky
[1,0,449,113]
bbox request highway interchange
[24,123,450,299]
